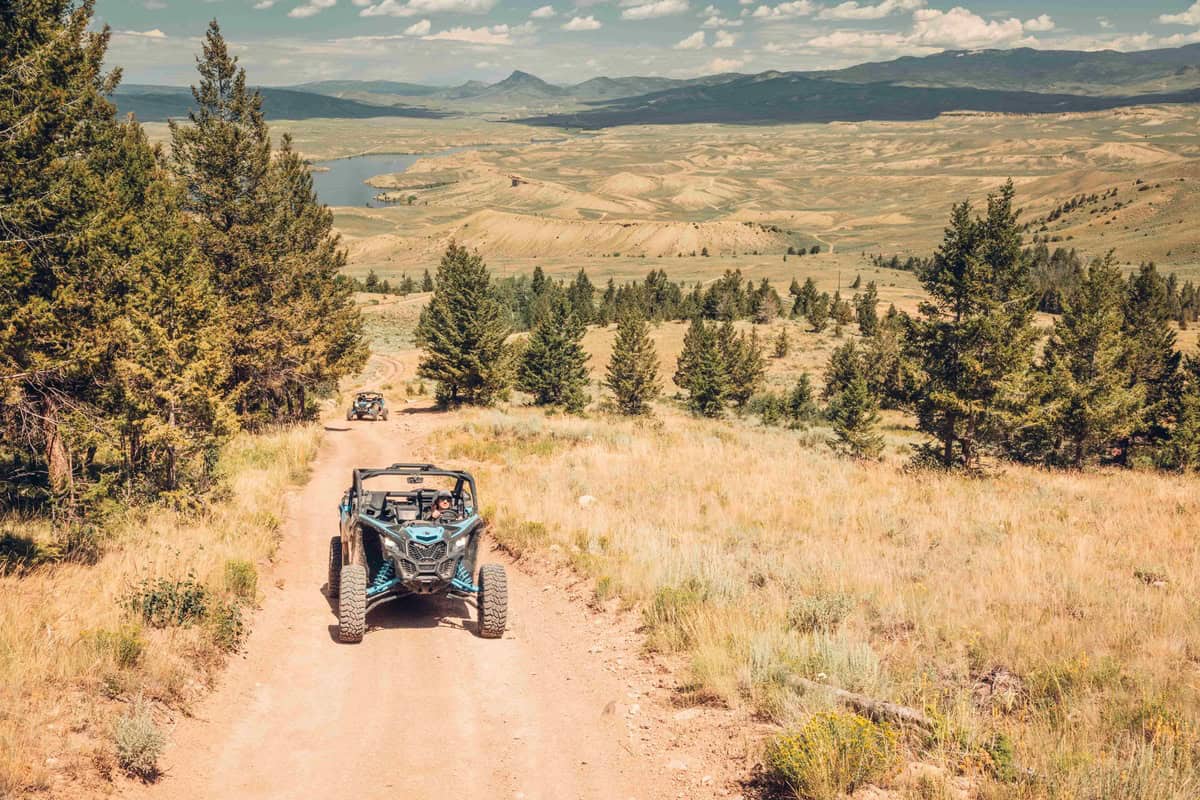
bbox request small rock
[701,775,714,786]
[578,495,597,508]
[673,708,701,722]
[668,758,689,771]
[628,703,641,716]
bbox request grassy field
[430,403,1200,799]
[0,427,320,797]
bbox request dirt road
[119,361,728,800]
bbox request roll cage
[348,463,478,521]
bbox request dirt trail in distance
[116,357,747,800]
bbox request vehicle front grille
[438,558,458,580]
[408,540,447,562]
[398,559,418,578]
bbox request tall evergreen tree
[787,373,818,425]
[421,269,434,292]
[0,0,129,503]
[806,292,831,333]
[605,311,661,415]
[1016,254,1143,467]
[773,327,790,359]
[170,20,275,419]
[519,295,590,412]
[416,243,513,407]
[907,182,1036,469]
[1120,262,1181,460]
[675,318,727,418]
[566,268,595,324]
[828,375,884,460]
[722,326,765,409]
[855,281,879,336]
[823,340,865,401]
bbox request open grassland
[293,105,1200,286]
[0,427,320,796]
[431,405,1200,799]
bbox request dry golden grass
[431,405,1200,798]
[0,425,320,797]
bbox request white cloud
[422,24,513,44]
[1160,3,1200,25]
[119,28,169,38]
[404,18,431,34]
[674,30,707,48]
[360,0,495,16]
[751,1,814,20]
[562,14,602,29]
[621,0,688,19]
[816,0,923,21]
[531,4,557,17]
[253,0,275,8]
[707,56,744,71]
[289,0,337,18]
[144,0,167,8]
[700,12,739,26]
[1023,14,1055,32]
[1098,17,1112,29]
[908,7,1026,48]
[713,29,738,47]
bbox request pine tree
[855,281,879,336]
[605,311,661,415]
[786,373,818,425]
[793,277,819,319]
[773,327,790,358]
[260,134,367,418]
[822,340,864,401]
[1016,254,1143,466]
[566,268,595,324]
[907,182,1036,469]
[1158,351,1200,470]
[0,0,130,502]
[806,292,831,333]
[416,243,514,406]
[519,295,590,412]
[421,269,434,292]
[675,318,727,417]
[1120,262,1181,459]
[828,375,884,460]
[170,20,275,419]
[722,326,765,409]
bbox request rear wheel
[476,564,507,639]
[381,409,389,421]
[327,537,342,599]
[338,564,367,643]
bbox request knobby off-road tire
[338,564,367,643]
[346,409,356,421]
[476,564,508,639]
[327,537,342,599]
[381,409,389,421]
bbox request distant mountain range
[113,43,1200,127]
[113,84,445,122]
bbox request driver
[429,491,457,521]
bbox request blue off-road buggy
[346,391,388,421]
[327,463,507,643]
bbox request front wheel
[338,564,367,643]
[346,409,356,421]
[327,536,342,599]
[476,564,508,639]
[381,409,389,421]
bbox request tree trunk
[42,395,74,504]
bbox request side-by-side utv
[346,391,388,421]
[327,463,507,643]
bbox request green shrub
[208,600,246,652]
[114,702,165,779]
[983,732,1017,782]
[89,625,145,669]
[767,711,898,800]
[123,574,209,628]
[223,559,257,601]
[788,591,855,633]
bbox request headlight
[453,537,466,550]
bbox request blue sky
[97,1,1200,86]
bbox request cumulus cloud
[404,18,431,34]
[1023,14,1055,33]
[675,30,706,48]
[816,0,923,21]
[701,14,742,27]
[713,29,738,47]
[289,0,337,18]
[562,14,602,29]
[621,0,689,19]
[751,1,814,21]
[707,56,744,71]
[359,0,496,16]
[530,4,557,17]
[1160,3,1200,25]
[422,23,514,44]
